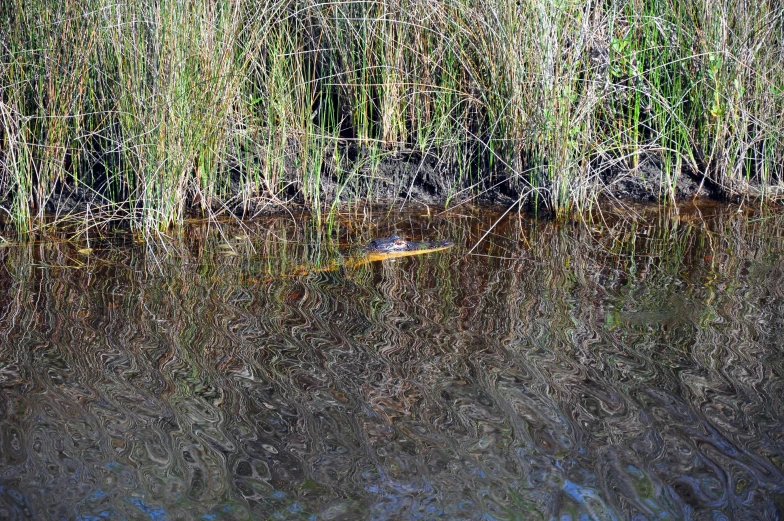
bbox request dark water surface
[2,203,784,520]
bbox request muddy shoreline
[38,149,726,223]
[314,149,718,208]
[229,148,721,217]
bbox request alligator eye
[394,239,407,248]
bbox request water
[1,203,783,520]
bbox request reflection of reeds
[1,205,784,517]
[2,0,784,233]
[1,203,779,301]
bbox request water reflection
[1,203,784,520]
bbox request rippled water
[1,203,784,520]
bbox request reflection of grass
[2,205,784,518]
[1,0,783,234]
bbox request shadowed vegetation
[1,0,783,234]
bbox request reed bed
[1,0,783,234]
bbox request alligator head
[360,234,453,263]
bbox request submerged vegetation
[1,0,783,233]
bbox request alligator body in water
[277,235,453,278]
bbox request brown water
[1,203,784,520]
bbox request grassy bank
[1,0,783,234]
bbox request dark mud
[42,148,717,220]
[598,152,714,202]
[312,148,717,211]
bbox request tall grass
[1,0,783,233]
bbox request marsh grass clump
[1,0,783,234]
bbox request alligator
[360,234,453,263]
[276,234,453,278]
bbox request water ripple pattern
[1,206,783,520]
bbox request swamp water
[1,203,783,520]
